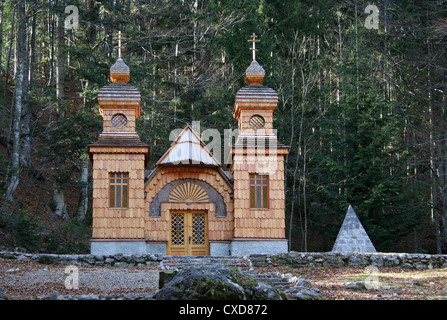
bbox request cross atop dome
[110,31,130,83]
[248,33,260,61]
[244,33,265,85]
[114,31,126,58]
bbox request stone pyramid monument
[331,205,377,253]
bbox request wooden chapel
[89,33,289,256]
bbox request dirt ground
[255,265,447,300]
[1,257,447,300]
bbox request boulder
[154,266,283,300]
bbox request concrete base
[91,240,147,256]
[230,239,288,256]
[146,242,166,256]
[91,239,288,257]
[210,242,231,256]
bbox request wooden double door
[168,211,209,256]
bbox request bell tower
[230,34,289,256]
[89,32,150,256]
[233,34,279,145]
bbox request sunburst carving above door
[169,182,209,203]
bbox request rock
[288,276,310,287]
[254,282,282,300]
[113,262,130,267]
[369,254,384,267]
[0,287,8,300]
[133,256,146,264]
[0,252,16,260]
[383,255,400,267]
[159,271,179,289]
[113,253,123,261]
[348,255,367,266]
[294,289,320,300]
[35,255,61,265]
[154,266,283,300]
[249,254,271,267]
[414,262,427,270]
[105,257,115,264]
[78,294,100,300]
[323,254,345,267]
[39,291,60,300]
[345,281,368,291]
[82,258,97,265]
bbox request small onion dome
[110,57,130,83]
[244,60,265,85]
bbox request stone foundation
[2,250,447,270]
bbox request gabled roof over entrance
[145,124,233,191]
[156,124,220,167]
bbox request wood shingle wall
[91,150,147,239]
[232,152,286,239]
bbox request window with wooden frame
[109,173,129,208]
[249,174,268,209]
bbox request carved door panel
[189,212,208,256]
[169,213,186,256]
[169,211,209,256]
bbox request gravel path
[0,258,160,299]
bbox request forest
[0,0,446,254]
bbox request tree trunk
[0,0,3,74]
[3,4,15,130]
[47,4,54,86]
[51,6,68,220]
[427,36,443,253]
[5,2,26,202]
[20,5,32,174]
[53,181,69,220]
[287,31,299,251]
[0,0,3,120]
[76,153,89,221]
[55,8,65,111]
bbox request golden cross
[248,33,260,61]
[114,31,126,58]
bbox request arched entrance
[145,170,234,256]
[167,181,209,255]
[151,179,223,256]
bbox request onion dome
[233,34,277,120]
[110,57,131,83]
[244,60,265,85]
